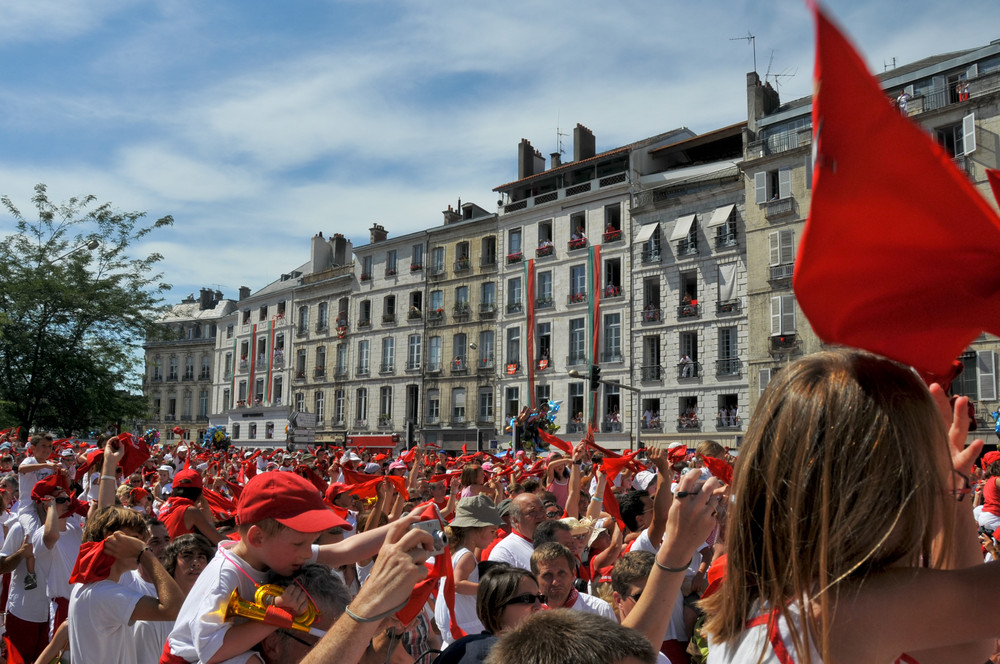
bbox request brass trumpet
[225,584,326,637]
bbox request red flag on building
[794,2,1000,380]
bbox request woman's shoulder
[434,633,498,664]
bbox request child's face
[33,439,53,461]
[258,527,323,576]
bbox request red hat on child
[31,474,69,503]
[173,469,203,489]
[238,472,348,532]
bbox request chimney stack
[369,223,388,243]
[310,232,332,273]
[443,204,462,225]
[574,124,596,161]
[238,286,251,301]
[550,152,562,168]
[198,288,214,310]
[517,139,536,179]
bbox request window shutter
[782,294,796,333]
[778,168,792,199]
[769,231,780,266]
[979,351,996,401]
[755,172,767,204]
[770,296,781,335]
[759,368,771,396]
[963,112,976,155]
[780,230,795,264]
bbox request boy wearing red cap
[29,474,85,637]
[162,471,350,663]
[157,468,224,545]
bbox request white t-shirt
[166,540,315,663]
[68,578,145,664]
[119,571,172,664]
[17,457,55,510]
[435,548,483,646]
[569,591,617,621]
[1,510,48,622]
[487,531,534,570]
[630,527,700,642]
[30,517,83,599]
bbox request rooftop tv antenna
[556,114,569,157]
[765,50,797,88]
[730,31,756,73]
[884,57,897,72]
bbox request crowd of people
[1,347,1000,664]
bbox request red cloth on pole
[795,2,1000,380]
[536,430,573,455]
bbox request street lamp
[568,369,642,451]
[51,239,100,264]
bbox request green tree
[0,184,173,437]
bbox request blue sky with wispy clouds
[2,0,998,301]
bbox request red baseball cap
[324,482,357,503]
[238,472,348,532]
[173,469,203,489]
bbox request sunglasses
[54,496,71,505]
[505,593,546,606]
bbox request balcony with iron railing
[678,303,701,320]
[451,358,468,374]
[410,263,423,272]
[385,267,397,277]
[641,248,662,264]
[506,302,523,315]
[641,365,663,381]
[535,357,552,372]
[378,415,393,428]
[478,356,495,372]
[641,420,663,432]
[357,318,371,329]
[535,296,554,310]
[676,238,698,256]
[380,362,394,375]
[356,364,370,377]
[504,361,521,375]
[500,169,628,214]
[536,244,555,258]
[314,366,325,378]
[568,237,588,251]
[677,361,701,379]
[454,258,472,273]
[640,307,662,324]
[716,299,741,315]
[770,334,798,352]
[568,292,587,306]
[716,358,742,377]
[715,232,738,250]
[294,370,306,381]
[451,414,468,426]
[453,303,472,319]
[382,314,396,325]
[603,284,623,300]
[425,416,441,426]
[479,303,497,318]
[477,412,494,425]
[355,419,369,430]
[334,365,348,378]
[717,414,743,430]
[407,308,422,320]
[764,197,795,219]
[429,264,446,278]
[427,361,443,375]
[566,422,585,434]
[567,354,588,367]
[427,309,445,323]
[602,228,623,244]
[405,360,421,372]
[677,415,702,431]
[480,255,498,269]
[769,262,794,282]
[506,252,523,265]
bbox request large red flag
[536,429,573,455]
[795,2,1000,380]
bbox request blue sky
[2,0,998,302]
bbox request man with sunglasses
[30,474,85,639]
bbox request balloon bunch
[203,425,231,452]
[142,429,160,446]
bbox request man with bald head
[487,493,545,570]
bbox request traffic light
[589,365,601,391]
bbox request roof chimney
[310,232,332,273]
[574,124,596,161]
[517,139,536,179]
[550,152,562,168]
[443,204,462,225]
[369,223,388,243]
[198,288,214,310]
[238,286,251,301]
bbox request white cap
[157,465,174,476]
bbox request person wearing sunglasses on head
[434,564,543,664]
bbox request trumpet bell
[225,583,319,633]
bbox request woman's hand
[929,384,983,476]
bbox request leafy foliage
[0,184,173,436]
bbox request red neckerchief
[69,541,115,584]
[561,587,580,608]
[512,530,532,543]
